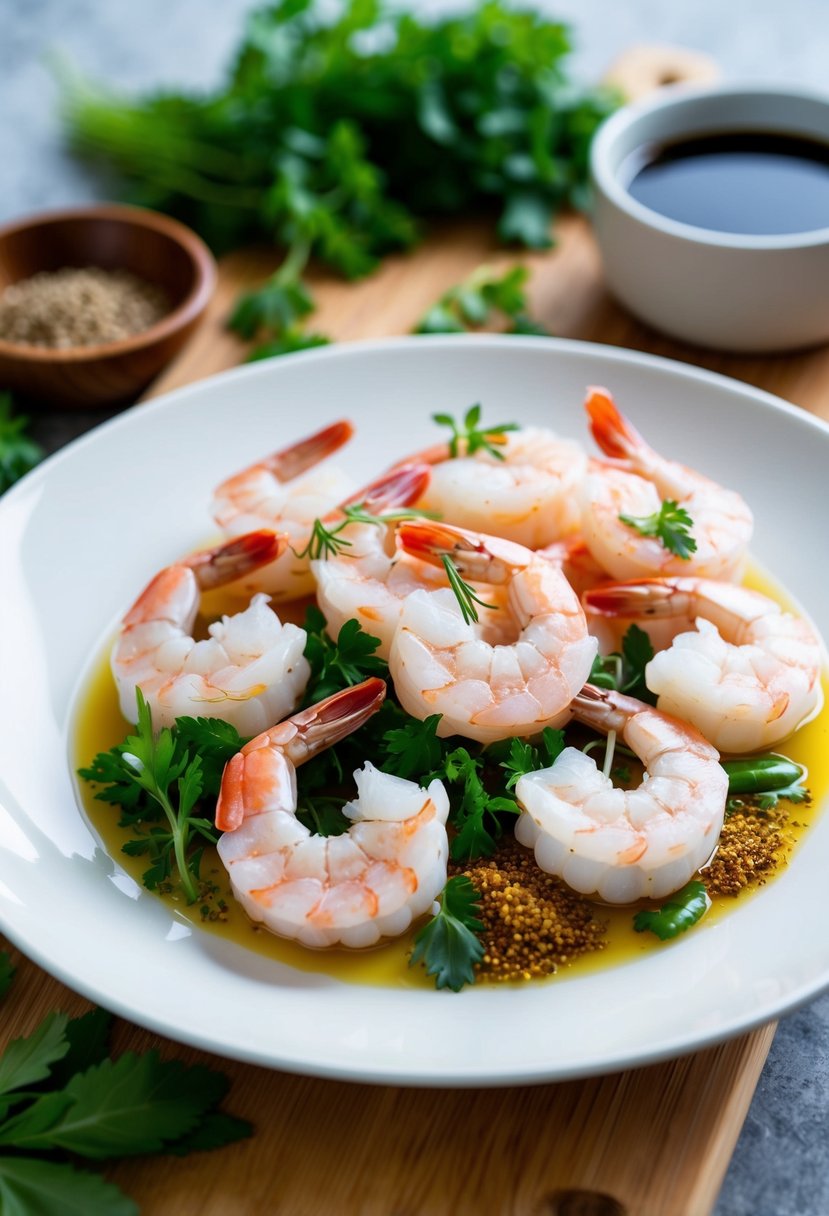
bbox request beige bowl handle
[603,44,720,101]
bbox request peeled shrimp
[211,420,354,600]
[112,531,309,734]
[389,521,597,744]
[515,685,728,902]
[585,578,824,753]
[311,464,449,659]
[581,388,753,581]
[216,679,450,948]
[398,426,587,548]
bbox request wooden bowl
[0,204,216,407]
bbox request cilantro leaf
[619,500,698,560]
[410,876,484,992]
[0,1014,69,1096]
[0,1157,137,1216]
[0,954,14,1003]
[0,393,44,494]
[382,714,444,781]
[633,881,710,941]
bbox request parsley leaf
[0,1157,138,1216]
[0,1014,69,1096]
[245,330,330,362]
[410,875,485,992]
[302,608,388,705]
[382,714,445,781]
[495,728,565,790]
[415,265,549,337]
[228,274,314,341]
[589,625,656,706]
[633,881,710,941]
[442,748,519,862]
[0,955,14,1003]
[0,392,44,494]
[432,403,519,460]
[619,500,698,560]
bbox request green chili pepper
[722,754,805,796]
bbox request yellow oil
[72,561,829,989]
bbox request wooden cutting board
[5,209,829,1216]
[6,49,829,1216]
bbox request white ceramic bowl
[591,83,829,352]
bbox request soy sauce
[623,132,829,235]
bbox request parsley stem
[602,730,617,780]
[155,785,197,904]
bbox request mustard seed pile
[454,841,607,982]
[0,267,169,348]
[704,803,797,897]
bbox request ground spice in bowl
[0,266,170,349]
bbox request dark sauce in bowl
[622,132,829,235]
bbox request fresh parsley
[0,954,250,1215]
[618,500,698,560]
[633,881,710,941]
[432,403,519,460]
[495,728,565,790]
[410,876,485,992]
[382,714,445,781]
[301,608,389,705]
[0,392,43,494]
[416,265,549,337]
[78,692,246,902]
[442,748,519,862]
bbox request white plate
[2,336,828,1087]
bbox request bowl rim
[0,202,217,363]
[591,80,829,251]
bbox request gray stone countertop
[3,2,829,1212]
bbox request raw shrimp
[397,426,587,548]
[216,679,450,948]
[581,387,753,581]
[389,521,597,744]
[585,578,824,753]
[211,420,355,600]
[539,536,610,599]
[112,531,310,734]
[515,685,728,903]
[311,463,448,659]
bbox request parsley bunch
[0,954,250,1215]
[416,265,549,336]
[79,692,246,903]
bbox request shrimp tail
[186,530,288,590]
[585,387,648,461]
[397,519,529,581]
[584,579,691,619]
[572,683,643,734]
[340,463,431,515]
[263,420,354,483]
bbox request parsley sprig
[0,392,44,494]
[416,265,549,337]
[619,500,698,560]
[410,876,485,992]
[0,955,250,1214]
[78,693,246,902]
[432,403,519,460]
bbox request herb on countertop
[0,392,44,494]
[0,952,250,1216]
[62,0,617,353]
[618,499,698,560]
[415,264,549,336]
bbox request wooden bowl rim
[0,203,217,363]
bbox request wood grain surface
[5,208,829,1216]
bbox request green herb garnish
[432,403,519,461]
[442,748,519,861]
[301,607,389,705]
[78,692,245,902]
[441,553,496,626]
[495,728,565,790]
[723,754,809,811]
[0,392,44,494]
[618,500,697,560]
[293,501,434,561]
[0,954,250,1214]
[589,624,656,705]
[416,264,549,337]
[410,876,485,992]
[633,881,710,941]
